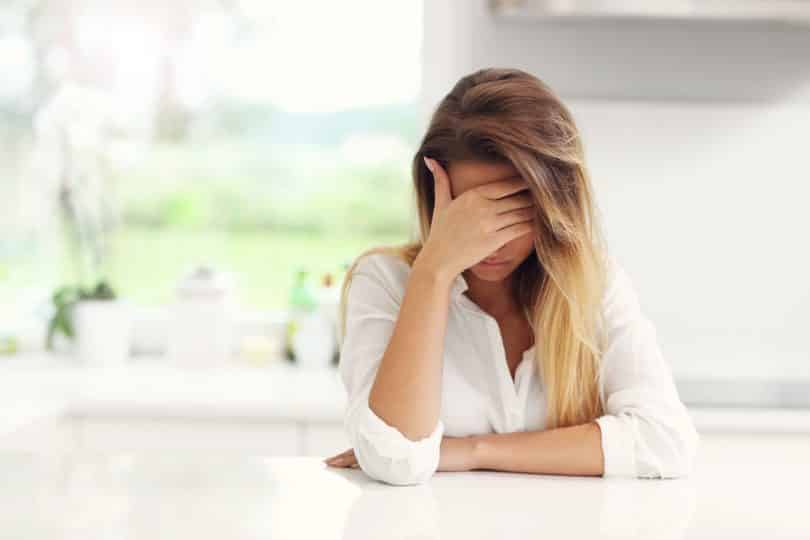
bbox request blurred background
[1,0,809,459]
[0,0,419,310]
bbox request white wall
[421,1,810,382]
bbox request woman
[324,67,698,485]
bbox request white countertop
[2,442,809,539]
[3,352,810,436]
[0,352,348,437]
[2,352,809,538]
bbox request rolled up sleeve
[338,255,443,486]
[594,258,700,479]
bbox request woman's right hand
[417,156,536,280]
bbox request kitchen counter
[2,352,809,537]
[4,352,810,434]
[2,440,809,539]
[0,352,348,436]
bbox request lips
[481,257,507,265]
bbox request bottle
[316,271,342,367]
[284,268,317,363]
[291,270,341,370]
[292,307,335,370]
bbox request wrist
[470,434,489,470]
[412,251,456,290]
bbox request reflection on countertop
[2,454,697,539]
[3,435,810,540]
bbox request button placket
[511,349,536,429]
[515,348,534,402]
[453,283,531,432]
[482,316,523,432]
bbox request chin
[469,261,515,280]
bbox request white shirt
[338,252,700,485]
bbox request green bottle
[284,268,318,363]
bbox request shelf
[491,0,810,27]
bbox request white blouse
[338,252,699,486]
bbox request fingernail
[423,156,433,172]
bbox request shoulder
[601,253,643,321]
[348,251,413,304]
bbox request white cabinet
[0,354,351,457]
[301,423,349,457]
[0,416,73,452]
[72,418,301,455]
[1,417,349,457]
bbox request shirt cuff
[355,401,444,461]
[595,414,637,478]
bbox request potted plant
[36,83,130,365]
[47,280,130,365]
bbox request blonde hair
[338,68,608,430]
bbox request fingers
[324,449,358,468]
[325,455,356,467]
[494,207,535,231]
[324,448,353,462]
[423,157,453,214]
[494,220,535,246]
[492,191,534,214]
[324,450,347,462]
[477,177,530,201]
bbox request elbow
[598,406,700,479]
[344,401,444,486]
[665,419,700,479]
[354,439,441,486]
[635,410,701,479]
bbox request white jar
[167,266,235,368]
[292,310,335,370]
[73,299,131,366]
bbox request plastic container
[73,299,131,366]
[167,265,235,367]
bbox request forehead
[446,160,520,196]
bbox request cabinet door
[0,416,73,452]
[74,418,301,455]
[301,422,349,457]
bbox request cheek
[504,231,536,257]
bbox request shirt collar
[450,271,469,301]
[451,271,537,358]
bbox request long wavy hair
[338,67,609,430]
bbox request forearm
[367,256,454,441]
[472,421,605,477]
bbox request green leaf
[45,279,116,349]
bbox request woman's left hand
[322,447,360,468]
[323,436,479,472]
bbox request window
[0,0,424,317]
